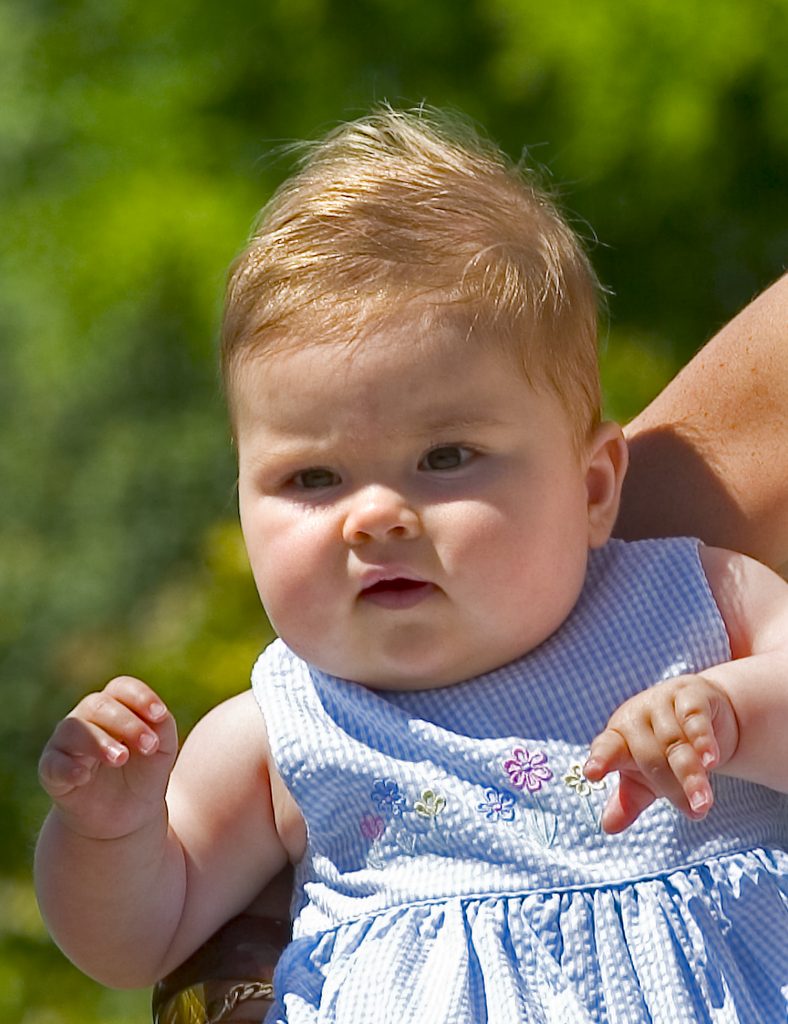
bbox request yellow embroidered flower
[563,763,606,797]
[414,789,446,819]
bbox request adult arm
[618,273,788,576]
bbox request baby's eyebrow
[411,410,505,434]
[243,441,329,465]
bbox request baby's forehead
[231,319,556,439]
[224,289,592,450]
[232,301,528,393]
[238,294,529,368]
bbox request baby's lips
[360,577,429,596]
[358,565,429,591]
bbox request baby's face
[235,314,603,689]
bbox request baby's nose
[342,487,422,545]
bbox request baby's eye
[419,445,474,472]
[291,467,341,490]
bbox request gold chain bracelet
[206,980,275,1023]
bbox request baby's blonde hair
[222,106,602,446]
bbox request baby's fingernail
[701,751,715,768]
[690,790,710,813]
[138,733,157,754]
[149,702,167,720]
[106,744,126,764]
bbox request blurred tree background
[1,0,786,1019]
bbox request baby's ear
[584,422,629,548]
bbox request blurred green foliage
[1,0,785,1020]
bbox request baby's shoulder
[188,689,265,743]
[171,691,270,797]
[699,545,788,657]
[206,690,306,859]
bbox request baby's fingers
[584,729,629,781]
[75,676,174,759]
[38,714,125,800]
[600,775,656,834]
[646,688,716,815]
[585,676,719,828]
[39,677,175,800]
[39,736,101,798]
[672,684,719,770]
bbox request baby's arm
[35,682,289,988]
[585,546,788,833]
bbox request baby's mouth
[359,577,435,608]
[361,578,427,595]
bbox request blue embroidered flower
[477,787,516,822]
[371,778,406,817]
[503,747,553,794]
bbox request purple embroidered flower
[477,787,516,822]
[371,778,406,817]
[503,747,553,794]
[360,814,385,841]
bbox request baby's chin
[293,642,536,693]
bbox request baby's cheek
[254,530,331,637]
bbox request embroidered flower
[414,789,446,820]
[563,762,607,831]
[501,747,557,846]
[371,778,406,817]
[360,814,385,842]
[503,747,553,793]
[563,763,606,798]
[477,787,516,822]
[365,781,447,865]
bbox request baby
[36,108,788,1023]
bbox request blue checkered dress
[252,538,788,1022]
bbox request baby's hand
[583,674,739,834]
[38,677,178,841]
